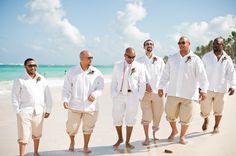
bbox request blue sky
[0,0,236,65]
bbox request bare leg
[69,136,75,151]
[202,117,209,131]
[125,126,135,149]
[83,134,92,153]
[168,122,178,142]
[142,124,150,146]
[213,115,222,134]
[113,126,123,148]
[153,130,159,144]
[33,139,40,156]
[19,143,26,156]
[179,124,188,144]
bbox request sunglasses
[125,54,136,59]
[27,64,37,68]
[86,57,93,60]
[178,41,186,45]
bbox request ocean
[0,64,114,81]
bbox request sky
[0,0,236,65]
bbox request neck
[146,51,153,58]
[180,49,190,57]
[28,73,36,78]
[80,63,89,71]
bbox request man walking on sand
[12,58,52,156]
[111,47,146,149]
[200,37,236,134]
[62,50,104,153]
[137,39,165,145]
[158,36,209,144]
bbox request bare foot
[125,143,135,149]
[142,139,150,146]
[153,138,159,144]
[83,147,91,153]
[212,127,219,134]
[34,153,40,156]
[168,130,178,142]
[69,142,75,151]
[179,137,188,145]
[113,139,123,148]
[202,118,209,131]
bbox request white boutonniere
[185,56,192,63]
[221,56,227,63]
[152,56,157,64]
[130,68,136,76]
[88,69,95,75]
[36,76,41,83]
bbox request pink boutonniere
[221,56,227,63]
[88,69,95,75]
[36,76,41,83]
[130,68,136,75]
[152,56,157,64]
[185,56,191,63]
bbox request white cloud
[18,0,85,45]
[113,0,150,53]
[171,14,236,51]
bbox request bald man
[62,50,104,153]
[111,47,146,149]
[158,36,209,144]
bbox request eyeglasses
[27,64,37,68]
[178,41,186,45]
[125,54,136,59]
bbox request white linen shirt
[137,55,165,93]
[62,65,104,112]
[12,72,52,114]
[158,51,209,100]
[202,51,236,93]
[110,60,146,100]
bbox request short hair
[24,58,35,66]
[143,39,154,47]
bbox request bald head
[79,50,93,69]
[124,47,136,64]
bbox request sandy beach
[0,75,236,156]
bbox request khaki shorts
[66,109,98,135]
[200,90,225,118]
[17,112,44,143]
[165,96,194,125]
[141,92,164,131]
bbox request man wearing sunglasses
[12,58,52,156]
[158,36,209,144]
[137,39,165,145]
[62,50,104,153]
[111,47,146,149]
[200,37,236,134]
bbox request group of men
[12,36,236,155]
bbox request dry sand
[0,76,236,156]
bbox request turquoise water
[0,64,114,81]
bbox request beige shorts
[200,90,225,118]
[165,96,194,125]
[66,109,98,135]
[17,112,44,144]
[141,92,164,131]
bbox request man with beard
[200,37,236,134]
[12,58,52,156]
[158,36,208,144]
[111,47,146,149]
[62,50,104,153]
[137,39,165,145]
